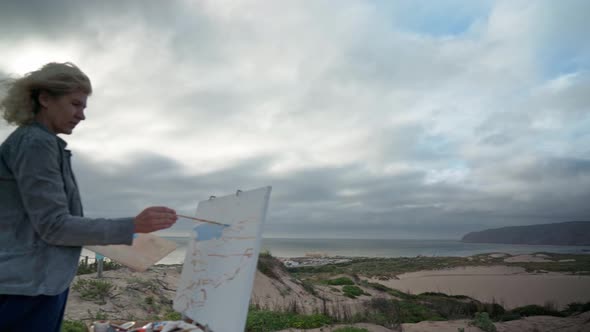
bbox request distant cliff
[461,221,590,246]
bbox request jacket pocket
[0,249,37,286]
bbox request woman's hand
[134,206,177,233]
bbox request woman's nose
[77,109,86,121]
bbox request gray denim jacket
[0,122,134,296]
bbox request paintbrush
[176,214,230,227]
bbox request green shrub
[362,297,444,325]
[509,305,563,318]
[386,288,414,300]
[259,249,272,257]
[325,277,355,286]
[471,312,496,332]
[564,302,590,315]
[162,311,182,320]
[76,262,95,275]
[366,297,398,321]
[419,292,470,300]
[422,296,479,319]
[72,279,114,305]
[495,312,522,322]
[92,310,108,320]
[479,302,506,319]
[342,285,365,298]
[333,327,369,332]
[61,320,87,332]
[397,301,444,323]
[366,282,391,292]
[246,308,332,332]
[257,253,281,280]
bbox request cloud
[1,0,588,239]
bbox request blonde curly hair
[0,62,92,126]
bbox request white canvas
[173,186,272,331]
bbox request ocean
[147,237,590,265]
[80,238,590,265]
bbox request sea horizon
[80,237,590,266]
[153,237,590,265]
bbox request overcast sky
[1,0,588,239]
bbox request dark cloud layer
[71,149,590,239]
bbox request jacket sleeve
[11,135,135,246]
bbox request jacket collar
[31,121,68,149]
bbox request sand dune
[65,259,590,331]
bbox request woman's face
[37,90,88,135]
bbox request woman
[0,62,177,331]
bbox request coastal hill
[461,221,590,245]
[65,253,590,331]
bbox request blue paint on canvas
[194,223,227,241]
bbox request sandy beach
[364,265,590,309]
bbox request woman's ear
[37,91,52,110]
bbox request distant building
[283,260,299,267]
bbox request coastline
[155,237,590,262]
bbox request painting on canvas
[173,186,272,331]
